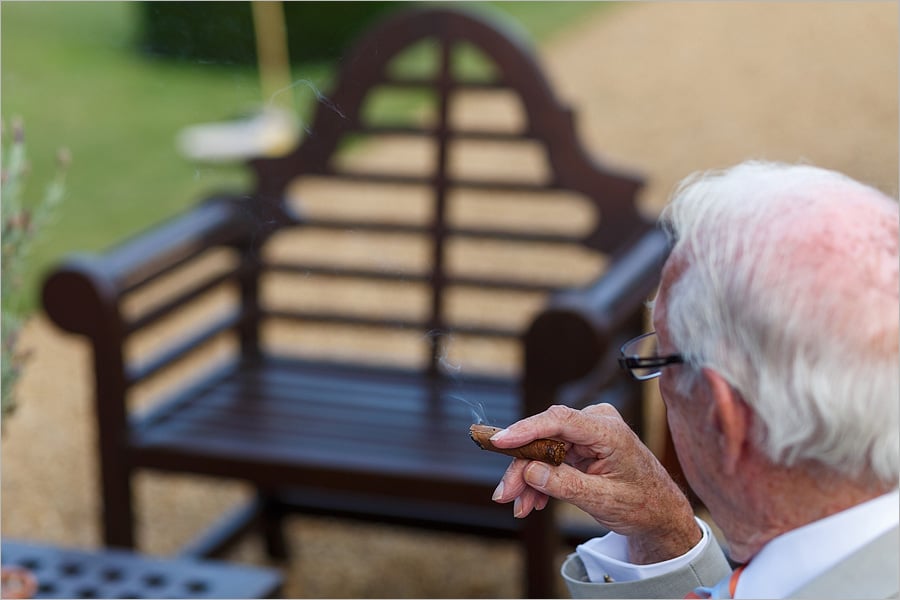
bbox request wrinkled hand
[490,404,701,564]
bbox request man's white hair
[659,160,899,485]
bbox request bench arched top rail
[250,5,650,253]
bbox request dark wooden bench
[41,6,670,597]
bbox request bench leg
[100,461,135,549]
[179,500,263,559]
[522,504,561,598]
[258,490,290,561]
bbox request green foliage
[139,1,396,64]
[135,2,611,66]
[1,119,68,421]
[1,2,261,311]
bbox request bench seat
[132,357,518,494]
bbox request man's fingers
[512,486,548,518]
[492,458,529,503]
[490,404,622,448]
[497,461,598,519]
[582,403,621,418]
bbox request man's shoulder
[790,525,899,600]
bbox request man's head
[653,161,899,490]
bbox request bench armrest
[42,195,261,339]
[524,226,670,394]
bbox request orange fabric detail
[728,565,746,597]
[684,564,746,599]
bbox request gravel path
[3,3,896,598]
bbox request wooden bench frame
[42,7,670,597]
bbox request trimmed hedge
[139,1,397,65]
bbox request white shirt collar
[736,488,900,599]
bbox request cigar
[469,424,567,466]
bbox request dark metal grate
[1,540,281,599]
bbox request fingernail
[490,428,508,442]
[527,463,551,488]
[513,496,525,518]
[492,481,504,501]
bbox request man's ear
[701,368,750,476]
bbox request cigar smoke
[451,394,489,425]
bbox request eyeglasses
[618,331,684,381]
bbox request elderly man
[490,161,899,599]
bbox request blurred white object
[179,2,297,163]
[176,105,299,162]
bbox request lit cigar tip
[469,424,499,449]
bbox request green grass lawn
[2,1,613,312]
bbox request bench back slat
[237,7,650,377]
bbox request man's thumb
[524,461,591,504]
[523,461,553,490]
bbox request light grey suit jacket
[562,525,899,599]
